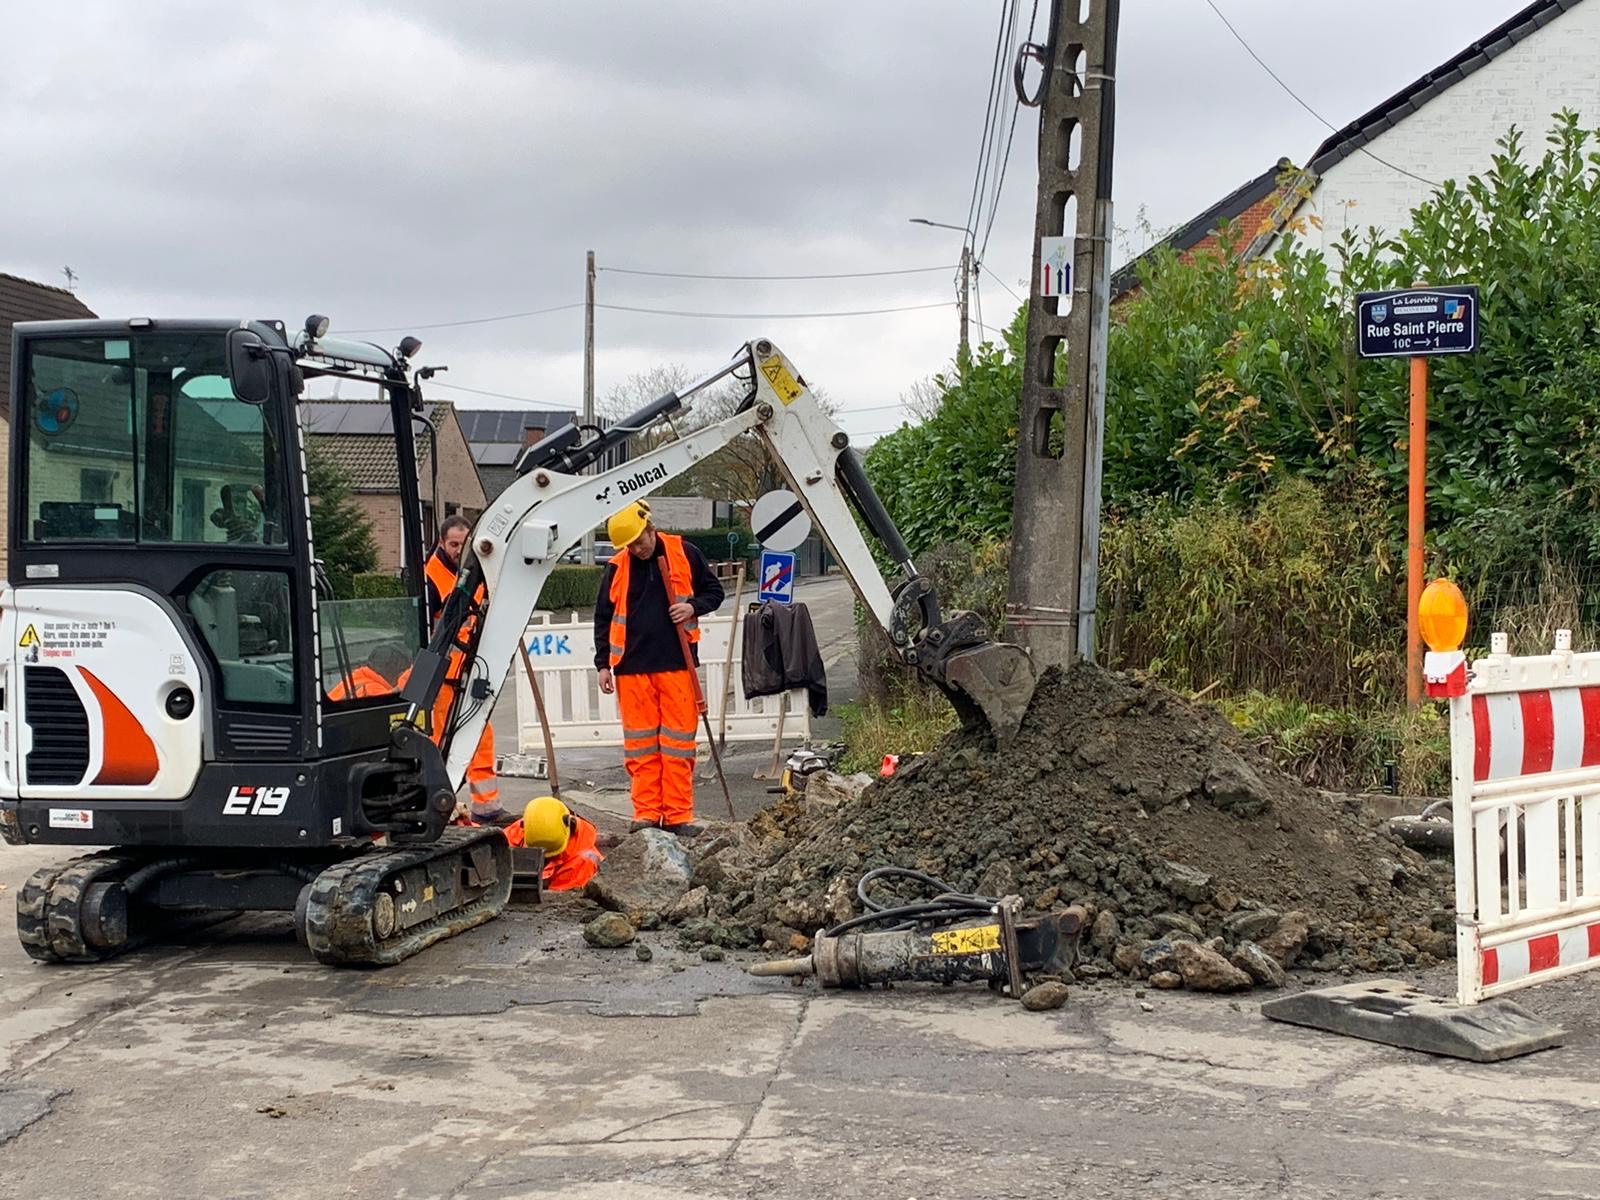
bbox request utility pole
[1004,0,1119,668]
[909,217,974,366]
[580,249,596,565]
[957,244,972,365]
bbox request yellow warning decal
[759,355,804,405]
[930,924,1002,955]
[17,624,38,648]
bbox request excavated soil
[689,663,1456,985]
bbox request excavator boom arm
[407,338,1035,795]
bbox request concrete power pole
[581,249,597,566]
[957,245,972,366]
[1004,0,1119,668]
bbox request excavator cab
[2,317,512,965]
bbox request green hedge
[349,572,409,599]
[538,565,604,610]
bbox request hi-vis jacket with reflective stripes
[593,533,724,675]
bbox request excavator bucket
[939,640,1038,745]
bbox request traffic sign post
[1355,285,1481,706]
[759,550,796,605]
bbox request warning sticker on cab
[18,624,38,648]
[929,924,1002,955]
[48,808,94,830]
[759,355,804,405]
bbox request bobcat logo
[595,485,612,502]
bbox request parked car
[559,540,615,564]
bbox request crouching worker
[514,796,603,892]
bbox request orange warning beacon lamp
[1419,578,1469,698]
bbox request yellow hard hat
[522,796,576,855]
[607,500,651,548]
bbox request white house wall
[1267,0,1600,267]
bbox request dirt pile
[687,663,1456,988]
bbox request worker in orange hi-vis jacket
[422,514,505,823]
[592,501,724,838]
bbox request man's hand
[598,668,615,695]
[668,602,695,625]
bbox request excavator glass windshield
[22,333,289,546]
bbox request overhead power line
[344,302,584,334]
[980,261,1023,305]
[597,264,957,281]
[425,380,568,407]
[1199,0,1441,188]
[596,300,952,320]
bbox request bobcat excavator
[2,318,1036,965]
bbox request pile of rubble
[584,663,1456,992]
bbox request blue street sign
[1356,285,1479,358]
[758,550,796,605]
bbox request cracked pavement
[6,835,1600,1199]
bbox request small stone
[699,945,726,963]
[1153,860,1213,903]
[1212,886,1240,913]
[1111,942,1143,976]
[1174,941,1252,992]
[1153,912,1204,939]
[1223,908,1281,943]
[1139,937,1180,975]
[637,911,661,932]
[1139,1001,1155,1013]
[1203,754,1272,817]
[1090,910,1121,951]
[1230,941,1286,988]
[665,885,711,925]
[583,912,636,949]
[1020,981,1071,1011]
[1149,971,1183,989]
[1257,910,1311,969]
[634,943,654,963]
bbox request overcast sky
[2,0,1528,440]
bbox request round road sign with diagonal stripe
[751,489,811,552]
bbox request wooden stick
[517,634,561,798]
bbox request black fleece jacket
[593,536,725,675]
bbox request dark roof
[455,407,577,445]
[1,273,96,415]
[303,398,449,492]
[1110,159,1291,297]
[1307,0,1580,174]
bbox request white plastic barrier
[510,611,809,754]
[1452,630,1600,1003]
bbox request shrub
[537,565,604,611]
[349,572,408,600]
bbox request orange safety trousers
[616,670,699,824]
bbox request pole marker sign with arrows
[1356,285,1479,358]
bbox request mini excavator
[2,319,1036,965]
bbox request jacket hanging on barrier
[741,599,828,717]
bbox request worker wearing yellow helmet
[593,500,724,837]
[520,796,604,892]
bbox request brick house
[302,398,486,574]
[1111,158,1299,301]
[0,272,97,580]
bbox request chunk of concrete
[585,829,693,922]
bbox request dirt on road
[685,663,1455,989]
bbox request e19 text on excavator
[2,318,1036,966]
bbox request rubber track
[301,826,512,966]
[16,851,143,963]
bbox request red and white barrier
[1451,630,1600,1003]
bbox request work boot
[628,819,662,833]
[663,821,703,840]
